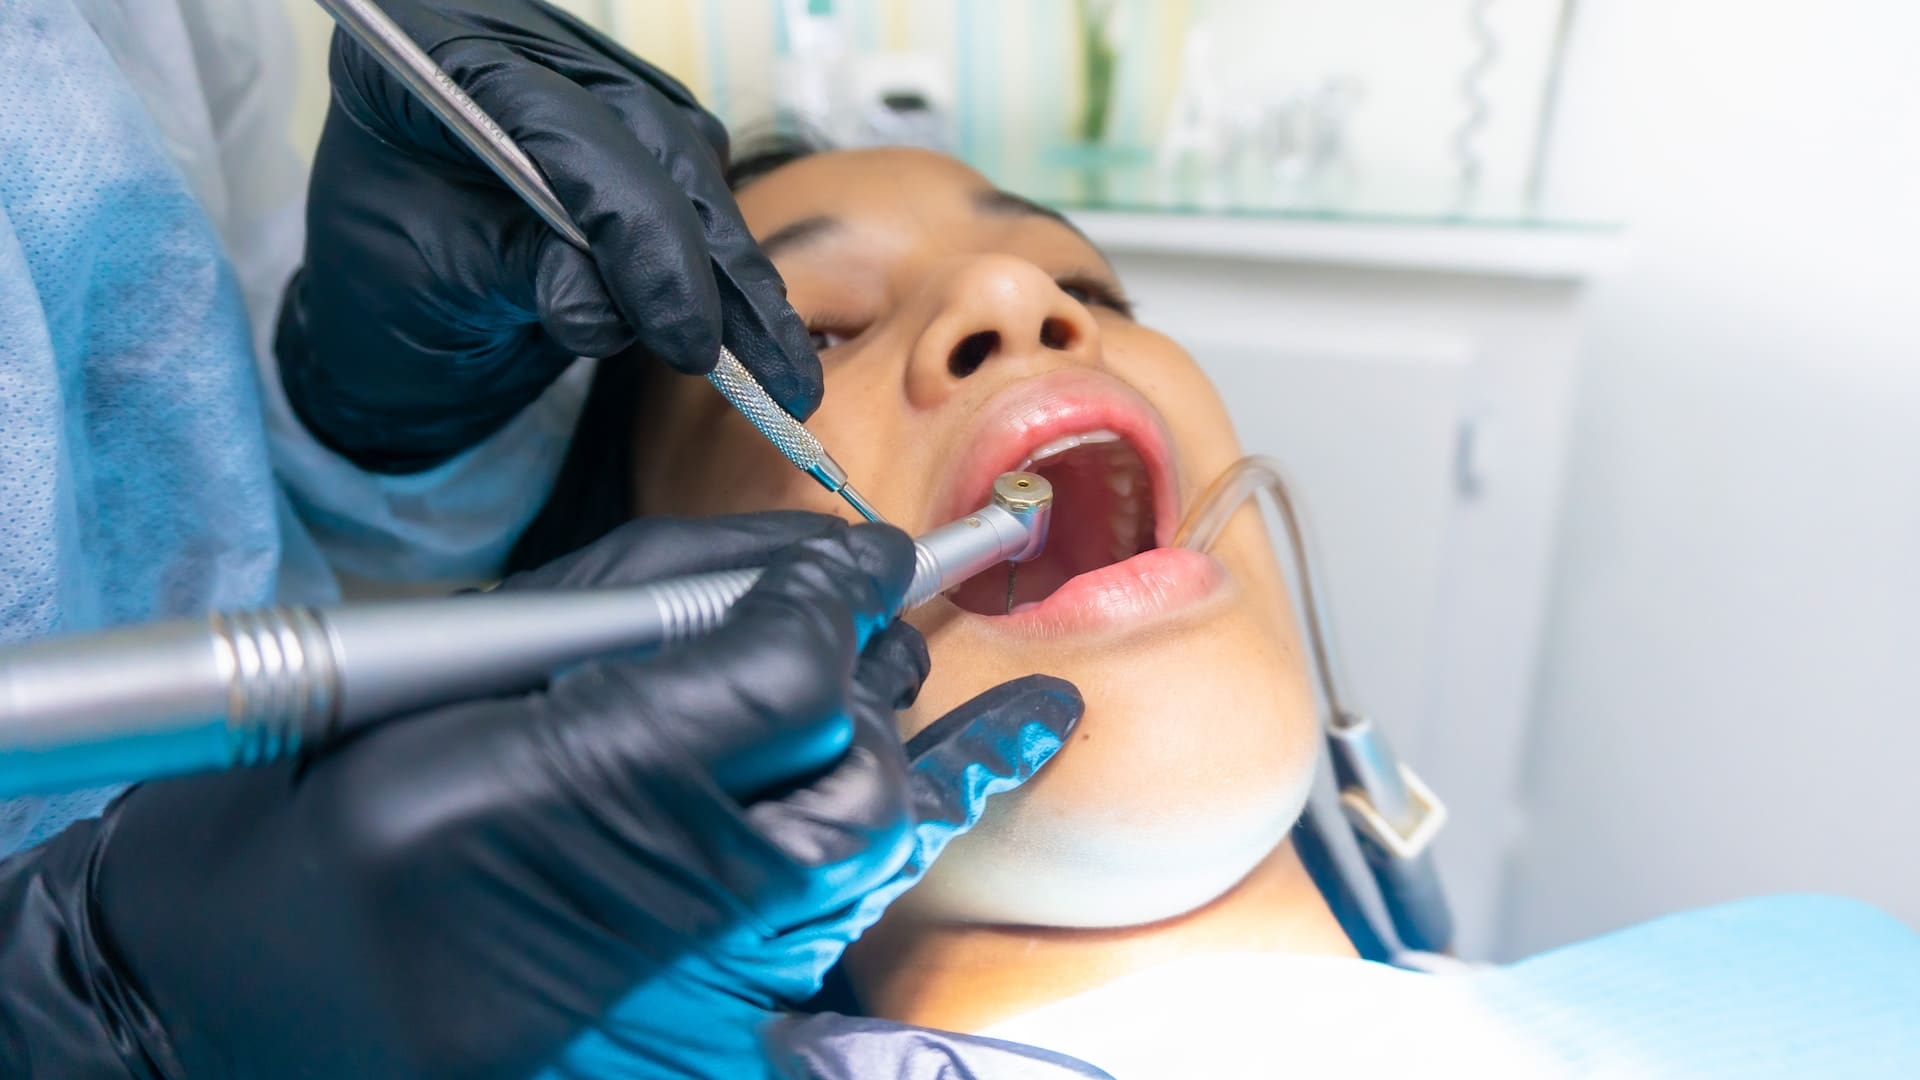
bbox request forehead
[733,147,995,232]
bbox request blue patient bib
[0,0,283,853]
[977,895,1920,1078]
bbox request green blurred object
[1075,0,1118,144]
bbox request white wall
[1198,0,1564,206]
[1501,0,1920,957]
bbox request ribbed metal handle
[0,607,343,797]
[211,606,341,764]
[0,483,1047,797]
[706,349,826,470]
[642,542,944,645]
[902,544,946,611]
[647,568,760,645]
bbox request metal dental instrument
[0,475,1049,799]
[1175,456,1454,955]
[312,0,886,524]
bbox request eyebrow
[758,214,843,259]
[755,190,1102,261]
[973,189,1092,244]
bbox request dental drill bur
[312,0,887,524]
[0,475,1052,799]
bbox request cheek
[895,592,1319,928]
[638,376,856,518]
[875,332,1313,927]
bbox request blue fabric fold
[0,0,283,853]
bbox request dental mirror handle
[310,0,886,524]
[0,476,1048,799]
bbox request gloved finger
[787,675,1084,943]
[738,622,927,923]
[858,621,932,711]
[558,72,823,417]
[714,240,824,420]
[679,99,731,165]
[741,691,915,927]
[532,236,633,359]
[443,44,724,374]
[903,675,1085,838]
[626,523,917,797]
[500,511,846,592]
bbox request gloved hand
[0,515,1081,1079]
[277,0,817,472]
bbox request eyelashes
[805,313,863,352]
[802,273,1137,352]
[1053,274,1137,319]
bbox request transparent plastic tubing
[1174,455,1358,730]
[1175,455,1455,954]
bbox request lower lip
[991,547,1227,636]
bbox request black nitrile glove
[0,515,1081,1079]
[278,0,817,472]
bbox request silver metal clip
[1326,712,1448,863]
[1340,762,1448,862]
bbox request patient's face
[632,149,1316,926]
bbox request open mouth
[949,430,1158,615]
[928,372,1224,635]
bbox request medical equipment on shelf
[0,474,1052,800]
[311,0,887,526]
[1175,455,1454,955]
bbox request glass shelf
[974,148,1618,234]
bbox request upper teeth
[1016,429,1121,471]
[1012,429,1154,564]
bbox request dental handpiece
[311,0,886,525]
[0,475,1051,799]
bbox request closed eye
[803,310,868,352]
[1056,274,1136,319]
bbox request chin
[897,626,1320,929]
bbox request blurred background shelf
[1069,209,1619,279]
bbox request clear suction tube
[1174,455,1455,954]
[1175,456,1357,722]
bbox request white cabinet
[1071,210,1615,957]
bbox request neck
[842,841,1355,1034]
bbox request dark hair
[724,125,831,189]
[505,129,830,574]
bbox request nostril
[1039,317,1074,351]
[948,330,999,378]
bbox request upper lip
[932,370,1182,546]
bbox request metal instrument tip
[838,483,888,524]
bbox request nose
[903,254,1101,407]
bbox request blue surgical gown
[0,0,589,855]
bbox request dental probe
[312,0,887,525]
[0,474,1050,800]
